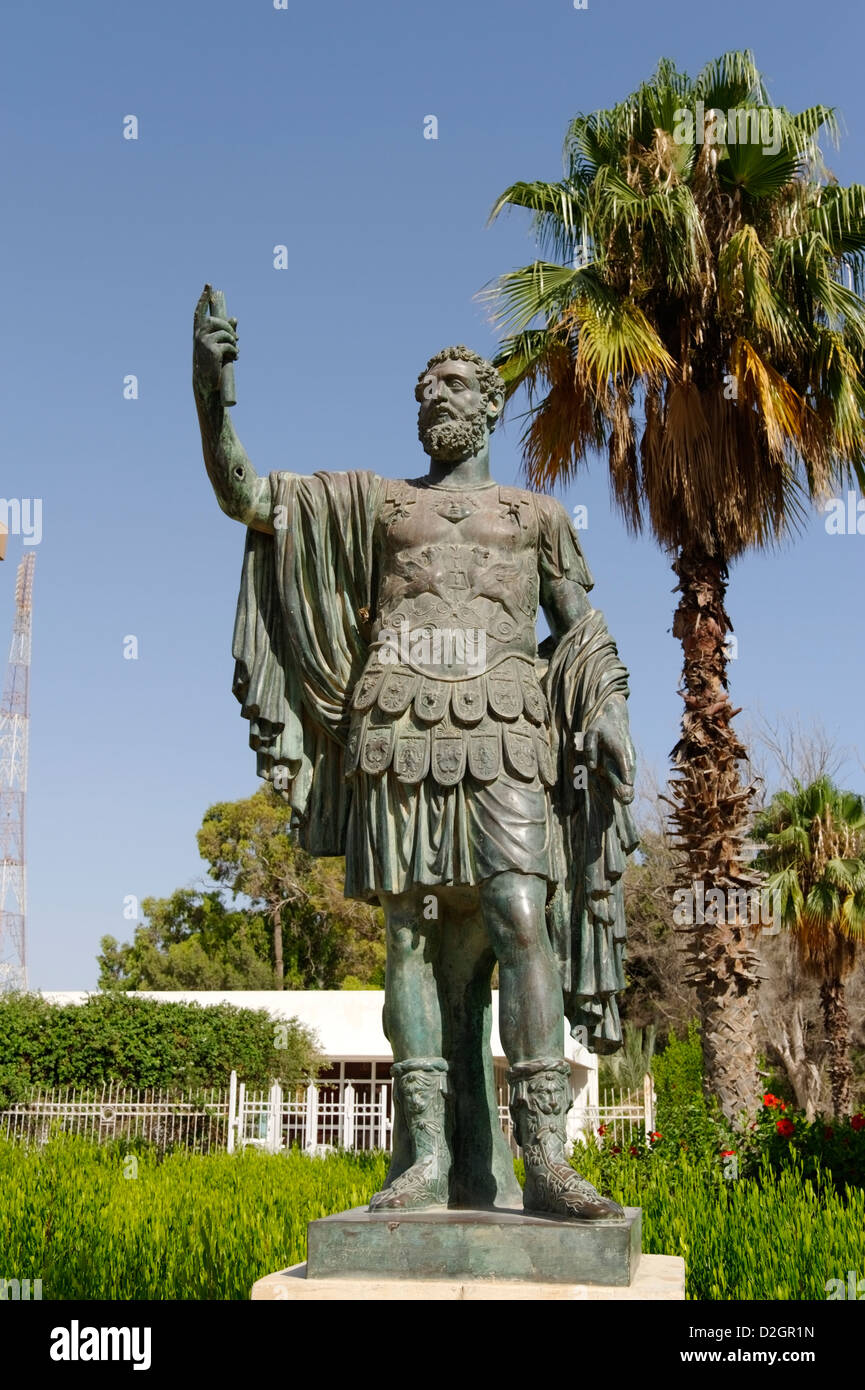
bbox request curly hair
[414,346,505,429]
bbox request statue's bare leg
[477,872,562,1063]
[380,889,442,1057]
[479,871,624,1220]
[369,889,450,1210]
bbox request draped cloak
[231,469,638,1053]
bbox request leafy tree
[751,777,865,1116]
[99,788,385,991]
[99,890,277,991]
[484,51,865,1121]
[196,788,385,989]
[621,826,695,1036]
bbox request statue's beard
[418,410,488,462]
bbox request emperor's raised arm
[193,287,272,532]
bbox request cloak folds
[545,611,640,1053]
[231,469,637,1053]
[232,469,386,855]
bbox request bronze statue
[194,287,638,1219]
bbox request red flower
[629,1145,639,1156]
[650,1131,662,1141]
[763,1093,780,1108]
[720,1149,736,1157]
[597,1124,607,1136]
[611,1145,621,1154]
[851,1114,865,1132]
[824,1127,834,1140]
[779,1101,787,1111]
[776,1118,795,1138]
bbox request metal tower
[0,554,34,990]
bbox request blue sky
[2,0,863,988]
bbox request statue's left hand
[580,696,635,800]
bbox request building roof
[40,990,595,1069]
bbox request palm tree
[751,778,865,1116]
[482,51,865,1122]
[598,1022,657,1093]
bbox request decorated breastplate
[343,478,556,790]
[369,478,542,679]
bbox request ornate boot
[368,1057,450,1211]
[509,1058,625,1220]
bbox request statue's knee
[483,875,546,961]
[490,899,542,963]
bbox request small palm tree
[599,1022,657,1093]
[483,51,865,1121]
[751,778,865,1116]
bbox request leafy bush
[652,1020,734,1156]
[0,993,319,1104]
[737,1093,865,1190]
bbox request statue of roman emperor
[194,289,638,1219]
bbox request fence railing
[0,1082,228,1152]
[571,1075,656,1145]
[0,1073,655,1154]
[232,1079,391,1154]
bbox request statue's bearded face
[417,360,494,462]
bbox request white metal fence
[231,1078,392,1154]
[0,1072,654,1154]
[0,1082,228,1152]
[572,1076,656,1145]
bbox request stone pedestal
[250,1205,686,1300]
[309,1205,641,1285]
[251,1258,685,1301]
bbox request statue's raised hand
[193,287,238,398]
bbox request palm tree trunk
[667,545,760,1124]
[819,975,852,1116]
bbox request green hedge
[0,993,318,1104]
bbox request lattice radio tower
[0,553,34,991]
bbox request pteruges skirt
[343,768,556,903]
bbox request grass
[568,1141,865,1301]
[1,1134,862,1300]
[0,1137,387,1300]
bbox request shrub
[0,993,319,1104]
[3,1135,863,1300]
[737,1093,865,1191]
[652,1020,734,1156]
[569,1135,865,1299]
